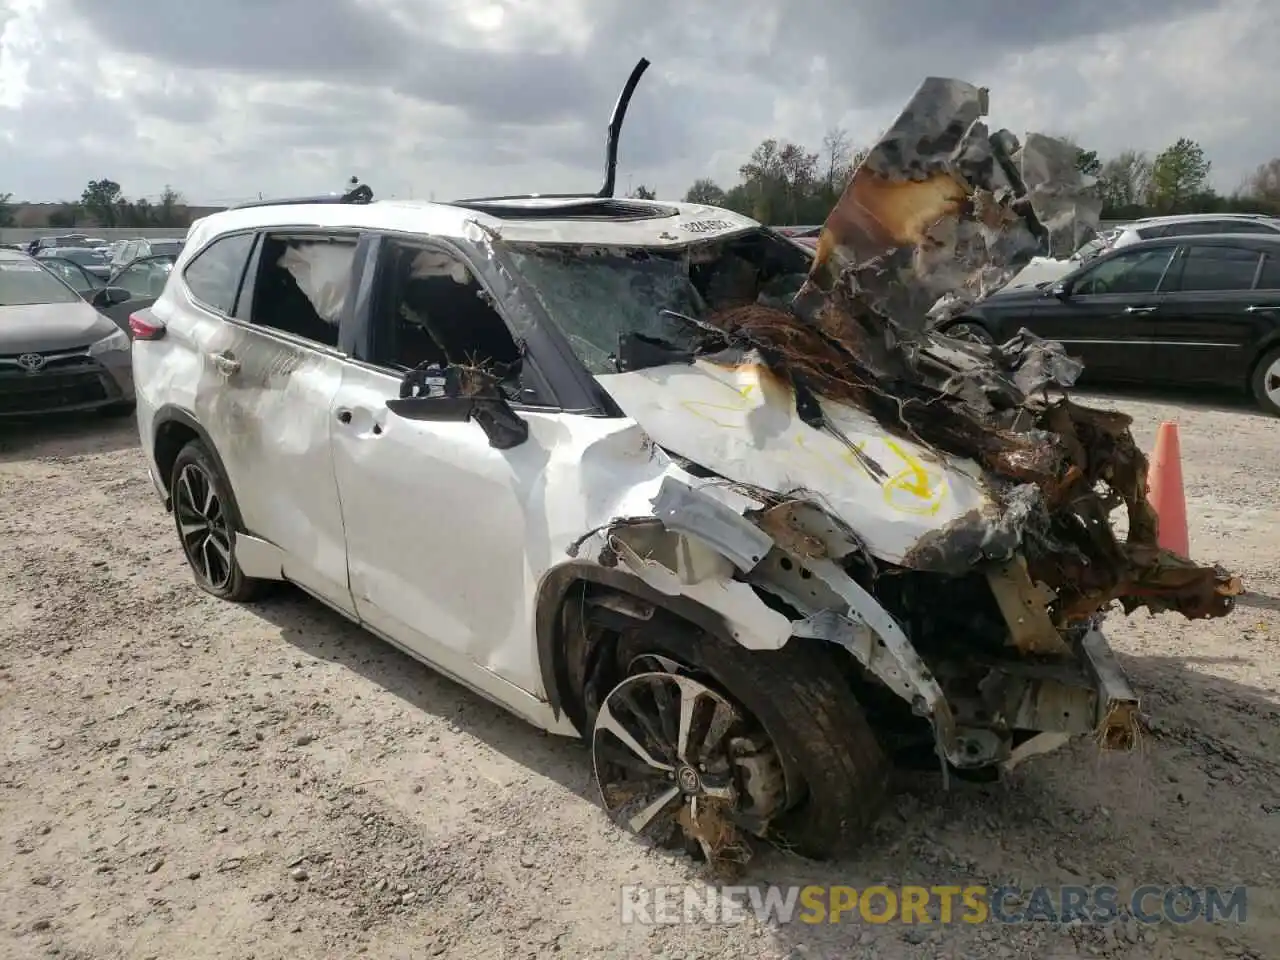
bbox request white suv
[129,188,1140,861]
[1073,214,1280,263]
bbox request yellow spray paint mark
[675,375,948,516]
[879,439,946,515]
[680,383,756,428]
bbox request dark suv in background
[938,233,1280,414]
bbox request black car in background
[938,234,1280,415]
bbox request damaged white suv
[133,69,1238,865]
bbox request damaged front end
[571,76,1242,784]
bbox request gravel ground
[0,390,1276,960]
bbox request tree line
[0,179,193,229]
[630,130,1280,227]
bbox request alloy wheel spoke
[674,678,698,763]
[627,786,681,833]
[595,699,673,773]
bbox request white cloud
[0,0,1275,205]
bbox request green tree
[1075,148,1102,177]
[684,178,726,206]
[0,192,14,228]
[80,178,125,226]
[1147,138,1211,213]
[1244,158,1280,212]
[156,185,187,226]
[1096,150,1153,218]
[47,205,80,227]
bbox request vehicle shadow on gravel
[1081,383,1270,419]
[245,585,599,802]
[0,414,138,463]
[245,586,1277,956]
[754,650,1278,957]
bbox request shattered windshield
[508,247,707,374]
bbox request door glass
[371,241,527,398]
[1073,248,1174,296]
[1174,245,1261,292]
[183,233,255,314]
[1256,254,1280,290]
[115,257,173,298]
[40,257,101,292]
[1221,220,1280,234]
[244,233,358,348]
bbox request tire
[1249,346,1280,416]
[169,439,267,602]
[610,622,889,860]
[943,321,995,345]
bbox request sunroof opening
[451,198,677,222]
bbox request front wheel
[591,622,889,863]
[1250,346,1280,416]
[169,440,267,602]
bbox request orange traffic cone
[1147,421,1189,558]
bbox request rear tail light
[129,313,166,340]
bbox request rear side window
[1220,220,1280,235]
[1174,245,1261,292]
[1257,254,1280,290]
[183,233,255,314]
[243,232,358,349]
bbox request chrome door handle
[1123,305,1157,314]
[210,351,240,375]
[1244,305,1279,314]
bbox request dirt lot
[1,391,1277,960]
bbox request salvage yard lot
[1,392,1277,960]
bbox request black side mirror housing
[92,285,132,308]
[386,364,529,450]
[1050,281,1070,300]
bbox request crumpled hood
[596,356,994,565]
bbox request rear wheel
[1249,346,1280,416]
[591,621,889,863]
[169,440,266,602]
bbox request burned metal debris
[690,76,1241,625]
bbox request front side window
[1171,245,1261,292]
[0,258,82,306]
[370,241,523,386]
[183,233,255,314]
[1073,247,1175,296]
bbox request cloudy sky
[1,0,1277,206]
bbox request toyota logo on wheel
[17,353,46,372]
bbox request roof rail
[231,177,373,210]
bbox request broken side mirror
[385,363,529,450]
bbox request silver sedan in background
[0,248,136,418]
